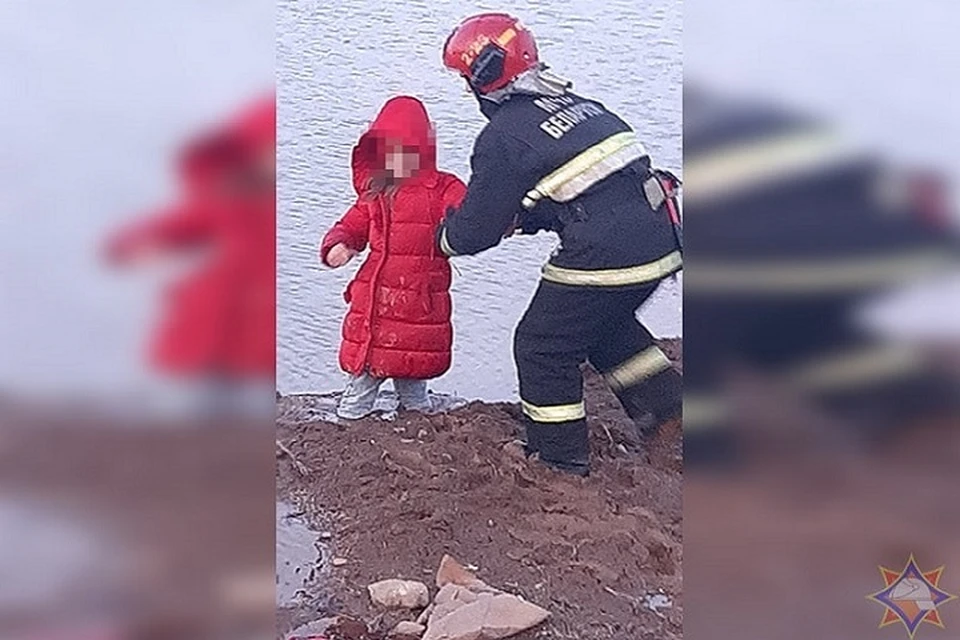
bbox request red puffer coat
[320,96,466,379]
[105,93,276,378]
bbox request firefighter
[438,13,683,475]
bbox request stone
[434,584,479,607]
[644,593,673,612]
[423,556,550,640]
[391,621,427,637]
[286,617,338,639]
[416,604,435,625]
[422,592,550,640]
[368,579,431,609]
[435,554,489,591]
[430,584,479,622]
[332,557,348,567]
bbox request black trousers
[514,280,682,469]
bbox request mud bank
[684,414,960,639]
[0,419,276,638]
[276,340,683,640]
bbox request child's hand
[326,243,358,268]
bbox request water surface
[277,0,683,399]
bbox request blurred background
[684,0,960,638]
[1,1,274,412]
[5,0,960,637]
[0,1,275,638]
[277,0,682,401]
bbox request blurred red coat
[106,94,275,378]
[320,96,466,379]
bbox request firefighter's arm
[437,130,531,257]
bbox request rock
[435,583,477,606]
[423,556,550,640]
[423,592,550,640]
[368,579,431,609]
[644,592,673,613]
[435,554,489,591]
[391,621,427,637]
[431,584,480,621]
[416,604,434,626]
[332,557,349,567]
[286,617,338,639]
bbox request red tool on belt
[646,169,683,253]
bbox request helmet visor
[468,43,506,91]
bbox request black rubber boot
[524,419,591,477]
[613,368,683,438]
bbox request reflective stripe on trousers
[541,250,682,287]
[604,346,673,393]
[521,400,586,423]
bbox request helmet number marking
[461,35,492,67]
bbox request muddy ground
[1,335,954,640]
[0,416,276,639]
[276,340,684,640]
[684,413,960,639]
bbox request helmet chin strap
[478,63,572,105]
[469,63,573,119]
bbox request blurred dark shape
[102,93,276,419]
[682,86,960,464]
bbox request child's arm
[104,202,214,264]
[433,175,470,256]
[439,174,468,216]
[320,201,371,267]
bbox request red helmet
[442,13,539,94]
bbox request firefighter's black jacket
[439,91,681,276]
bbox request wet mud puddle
[276,502,329,610]
[0,495,128,635]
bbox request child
[320,96,466,419]
[104,94,276,418]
